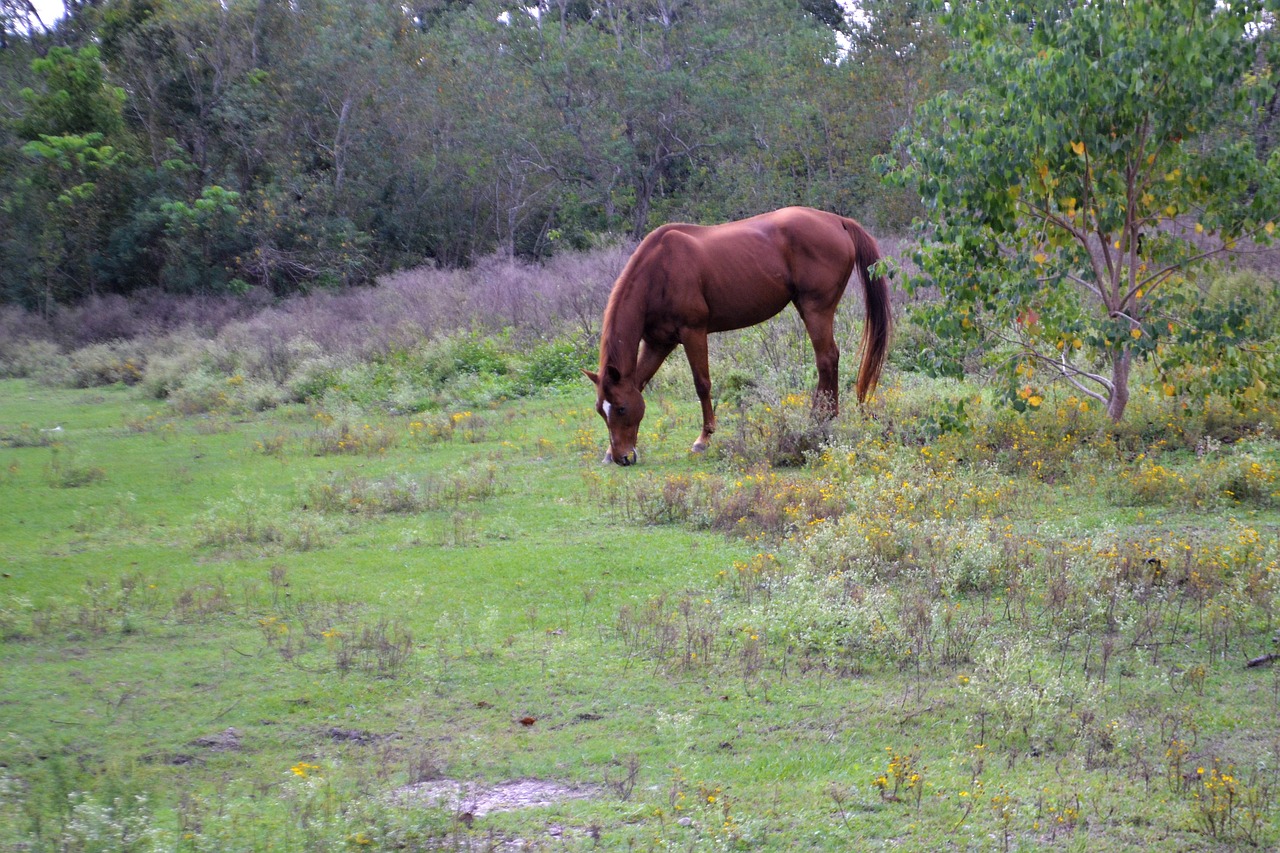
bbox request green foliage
[194,486,335,551]
[157,185,248,294]
[887,0,1280,422]
[2,0,947,304]
[519,338,593,391]
[1156,269,1280,408]
[16,46,126,141]
[4,45,133,310]
[12,132,130,310]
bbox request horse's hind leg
[797,304,840,416]
[680,329,716,453]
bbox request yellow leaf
[1130,328,1143,339]
[1163,383,1176,397]
[1073,337,1083,349]
[1267,222,1276,236]
[1195,223,1204,234]
[1034,252,1048,265]
[1071,140,1085,156]
[1028,395,1043,407]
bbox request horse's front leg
[681,329,716,453]
[636,340,675,390]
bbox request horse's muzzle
[605,448,638,466]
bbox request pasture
[2,291,1280,850]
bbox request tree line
[0,0,948,309]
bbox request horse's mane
[598,280,628,374]
[599,228,677,377]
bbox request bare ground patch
[395,778,602,818]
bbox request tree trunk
[1106,348,1132,422]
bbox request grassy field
[2,354,1280,850]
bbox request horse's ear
[582,369,600,386]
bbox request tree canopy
[0,0,940,306]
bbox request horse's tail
[841,217,893,402]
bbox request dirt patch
[325,727,388,744]
[396,778,601,818]
[191,727,241,752]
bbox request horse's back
[673,223,792,328]
[621,207,863,334]
[703,207,857,303]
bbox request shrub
[1112,448,1280,509]
[1218,453,1280,507]
[45,447,107,488]
[301,466,503,516]
[1,423,59,448]
[138,331,214,399]
[193,489,335,551]
[286,353,348,403]
[64,341,146,387]
[717,392,833,468]
[0,338,65,380]
[306,415,399,456]
[165,370,235,415]
[1115,455,1196,507]
[520,338,592,391]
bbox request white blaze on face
[602,400,612,420]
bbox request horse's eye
[616,406,627,417]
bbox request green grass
[2,375,1279,851]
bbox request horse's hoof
[691,441,708,454]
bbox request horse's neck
[602,317,641,379]
[602,275,647,378]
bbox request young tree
[887,0,1280,421]
[8,45,132,310]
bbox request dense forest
[0,0,948,308]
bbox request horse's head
[584,366,645,466]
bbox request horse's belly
[704,284,791,333]
[706,307,786,333]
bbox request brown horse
[584,206,892,465]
